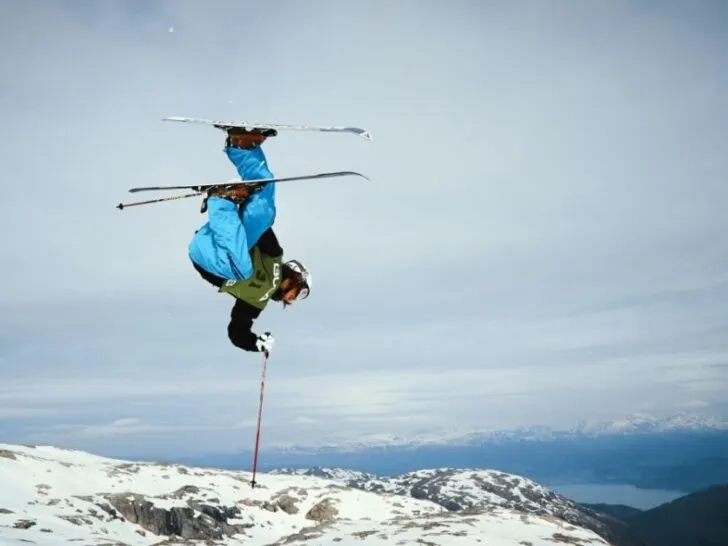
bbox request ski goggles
[285,260,311,300]
[292,279,309,300]
[296,285,309,300]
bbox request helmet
[284,260,311,300]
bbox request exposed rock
[95,501,124,521]
[275,495,299,515]
[305,499,339,523]
[116,463,140,472]
[13,519,36,529]
[275,524,330,545]
[187,499,242,523]
[58,515,94,526]
[550,533,593,544]
[106,493,252,540]
[72,495,95,502]
[273,486,308,498]
[171,485,200,498]
[0,508,14,514]
[0,450,17,460]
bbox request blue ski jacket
[188,146,276,281]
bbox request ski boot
[219,126,278,149]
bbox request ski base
[162,116,372,141]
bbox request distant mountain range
[569,413,728,437]
[167,413,728,495]
[272,413,728,452]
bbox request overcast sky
[1,0,727,458]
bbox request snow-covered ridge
[0,443,610,545]
[267,466,375,483]
[270,466,642,545]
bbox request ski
[162,116,373,141]
[127,170,370,193]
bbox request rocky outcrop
[306,498,339,523]
[106,492,253,540]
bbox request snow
[0,443,610,545]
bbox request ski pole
[116,191,203,210]
[250,350,269,488]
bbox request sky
[1,0,727,458]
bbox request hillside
[625,484,728,546]
[271,466,644,546]
[0,443,610,545]
[580,504,643,521]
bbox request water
[548,483,686,510]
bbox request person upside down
[188,128,311,356]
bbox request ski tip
[332,171,371,181]
[349,171,371,181]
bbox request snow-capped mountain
[571,413,728,436]
[270,467,642,546]
[270,467,376,483]
[0,443,610,545]
[274,412,728,451]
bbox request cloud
[1,0,727,457]
[74,418,151,438]
[291,416,317,425]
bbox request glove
[255,332,275,355]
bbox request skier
[188,128,312,356]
